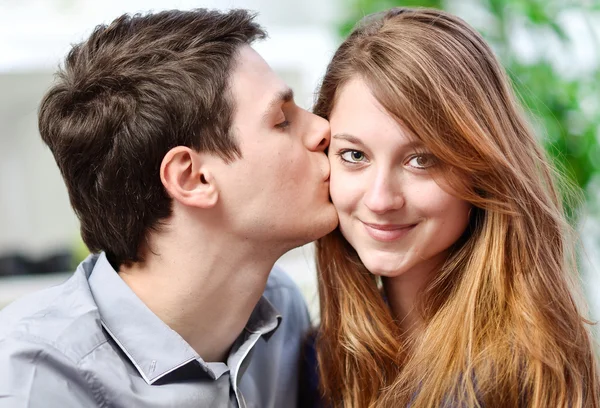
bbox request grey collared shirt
[0,253,311,407]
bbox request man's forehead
[231,45,279,86]
[230,45,291,111]
[233,45,266,71]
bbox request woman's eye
[340,150,366,163]
[407,154,435,169]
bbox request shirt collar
[86,252,282,384]
[245,293,282,339]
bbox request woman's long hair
[315,8,599,407]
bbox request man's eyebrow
[262,87,294,120]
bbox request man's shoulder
[262,265,311,336]
[0,264,106,362]
[265,264,301,292]
[264,265,308,314]
[0,275,104,407]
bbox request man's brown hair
[39,9,266,267]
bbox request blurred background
[0,0,599,338]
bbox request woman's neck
[382,254,447,336]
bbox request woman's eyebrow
[332,133,425,150]
[332,133,365,146]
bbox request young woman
[313,7,599,407]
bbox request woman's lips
[362,222,416,242]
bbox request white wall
[0,72,79,256]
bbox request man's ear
[160,146,218,209]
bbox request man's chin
[314,207,340,238]
[278,205,338,247]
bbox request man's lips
[361,221,416,242]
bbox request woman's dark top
[298,330,324,408]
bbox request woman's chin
[360,254,407,278]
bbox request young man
[0,9,337,407]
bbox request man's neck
[118,226,283,363]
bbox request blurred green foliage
[338,0,600,217]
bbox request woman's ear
[160,146,218,208]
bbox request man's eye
[339,150,366,163]
[275,119,291,129]
[407,154,435,169]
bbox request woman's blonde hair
[314,7,599,407]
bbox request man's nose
[305,113,330,152]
